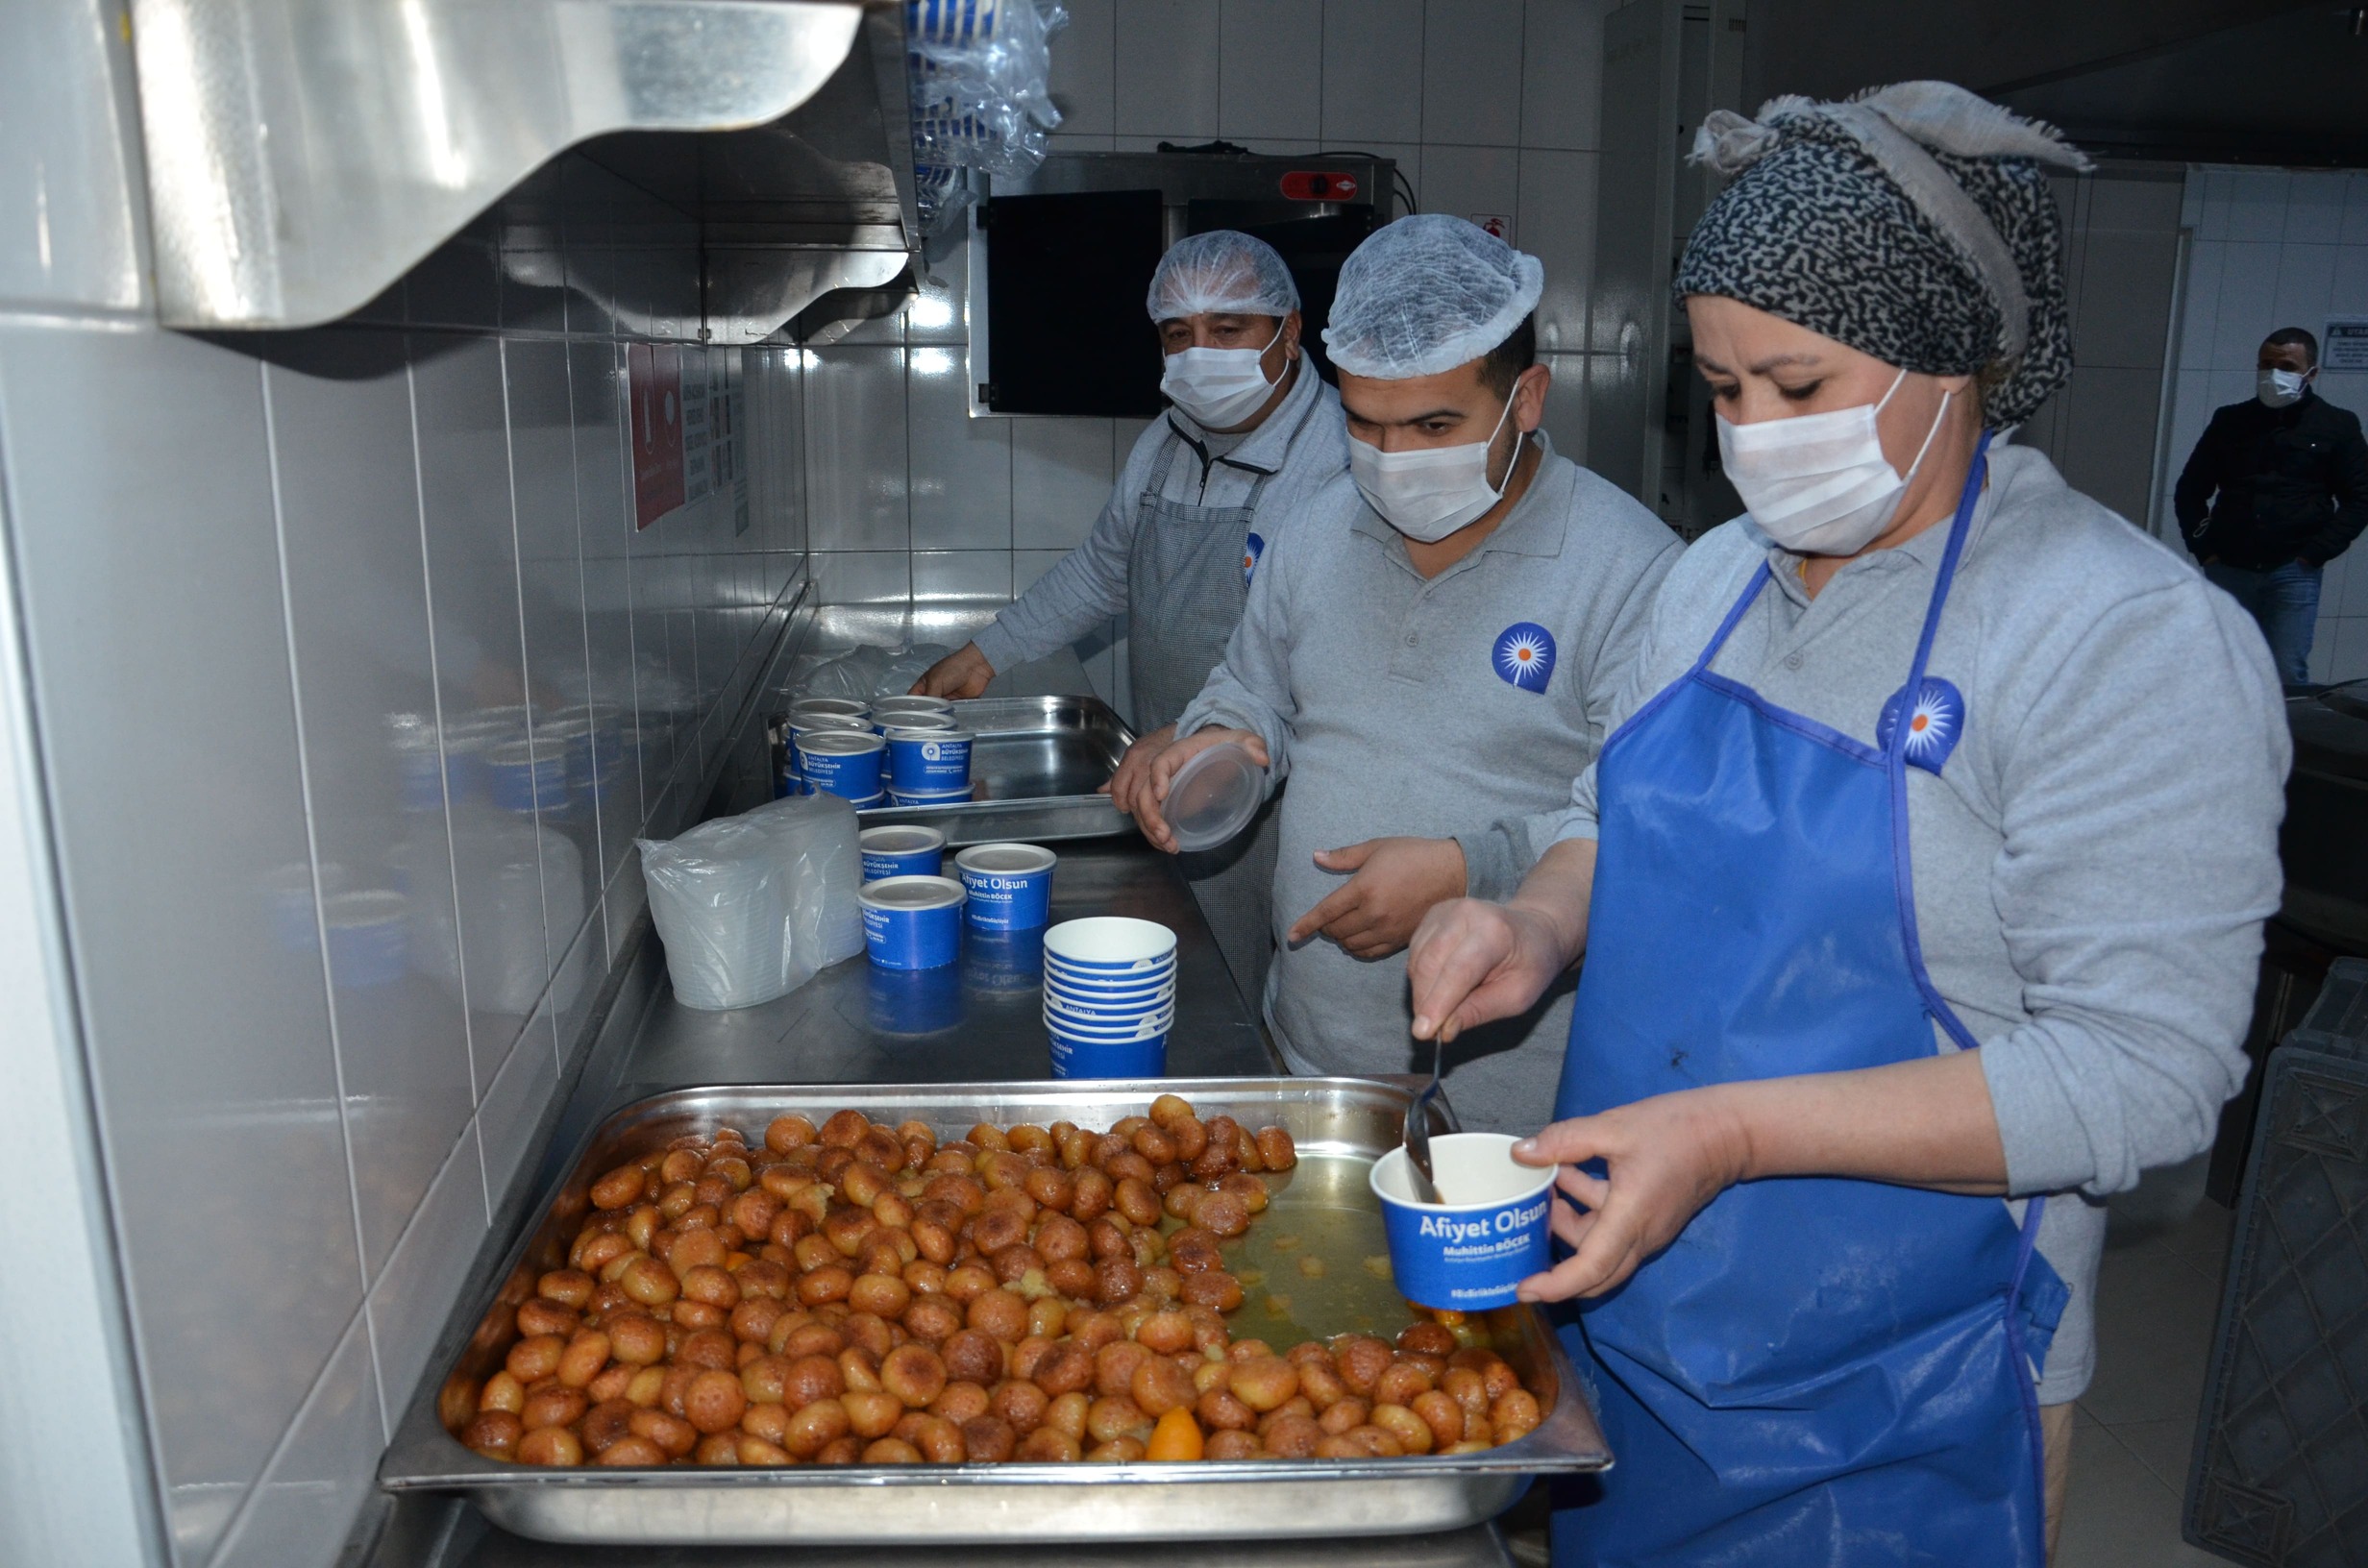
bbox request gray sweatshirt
[971,363,1347,683]
[1177,443,1680,1135]
[1534,442,2289,1402]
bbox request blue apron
[1550,436,2067,1567]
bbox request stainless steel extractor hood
[129,0,917,335]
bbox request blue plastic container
[860,824,947,882]
[887,727,974,794]
[889,786,974,806]
[1048,1027,1168,1079]
[858,875,965,970]
[783,712,872,792]
[1369,1134,1556,1311]
[955,843,1057,931]
[799,729,886,803]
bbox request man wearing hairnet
[1127,216,1680,1134]
[914,232,1348,1006]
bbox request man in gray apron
[914,232,1347,1009]
[1142,218,1680,1135]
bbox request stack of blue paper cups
[1042,917,1175,1078]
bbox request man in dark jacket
[2177,326,2368,688]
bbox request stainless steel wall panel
[1217,0,1322,144]
[0,323,363,1565]
[1115,0,1221,141]
[478,1000,562,1215]
[910,345,1012,551]
[805,346,911,551]
[262,332,475,1283]
[1420,0,1524,149]
[208,1307,383,1568]
[0,0,146,313]
[1518,149,1600,355]
[498,166,570,338]
[1519,0,1609,153]
[412,335,549,1068]
[1320,0,1424,144]
[363,1126,492,1445]
[504,337,601,1009]
[1011,417,1117,551]
[913,550,1015,603]
[564,338,654,850]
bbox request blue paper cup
[889,785,974,806]
[1044,954,1174,989]
[1042,917,1176,974]
[887,726,974,794]
[860,824,947,882]
[782,712,872,792]
[858,875,965,969]
[955,843,1057,931]
[1048,1027,1168,1080]
[1043,986,1175,1025]
[799,729,886,802]
[873,695,954,722]
[788,698,871,722]
[1369,1134,1556,1311]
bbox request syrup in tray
[1187,1152,1422,1350]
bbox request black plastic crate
[2185,1044,2368,1565]
[2292,959,2368,1062]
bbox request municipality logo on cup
[1371,1132,1555,1310]
[922,741,942,761]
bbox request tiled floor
[2057,1157,2232,1568]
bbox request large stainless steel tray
[858,694,1136,845]
[381,1078,1609,1546]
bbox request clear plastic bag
[906,0,1066,233]
[791,643,956,703]
[637,795,863,1010]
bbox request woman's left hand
[1513,1088,1754,1304]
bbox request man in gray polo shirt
[1129,217,1679,1134]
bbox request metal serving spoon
[1403,1032,1457,1204]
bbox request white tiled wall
[0,12,810,1558]
[806,0,1615,717]
[2159,167,2368,685]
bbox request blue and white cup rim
[1044,992,1173,1020]
[1044,968,1175,996]
[874,694,953,712]
[789,699,870,720]
[955,843,1058,877]
[798,729,885,757]
[858,874,966,913]
[1048,1018,1172,1041]
[880,714,958,734]
[1043,917,1176,968]
[860,824,948,854]
[1369,1134,1557,1213]
[1044,950,1175,977]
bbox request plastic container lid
[798,729,885,757]
[1162,740,1265,851]
[861,824,947,854]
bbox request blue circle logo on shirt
[1243,532,1265,587]
[1878,677,1966,773]
[1492,623,1556,692]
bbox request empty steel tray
[380,1077,1609,1546]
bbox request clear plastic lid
[1161,740,1265,852]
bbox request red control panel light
[1280,170,1360,202]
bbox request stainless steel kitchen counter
[364,600,1527,1568]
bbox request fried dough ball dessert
[463,1098,1546,1472]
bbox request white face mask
[1348,388,1521,544]
[1715,369,1952,556]
[2257,367,2310,409]
[1160,324,1285,429]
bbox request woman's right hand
[1406,899,1568,1041]
[912,642,995,698]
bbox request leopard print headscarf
[1673,82,2091,429]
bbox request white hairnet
[1146,231,1300,323]
[1322,215,1545,380]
